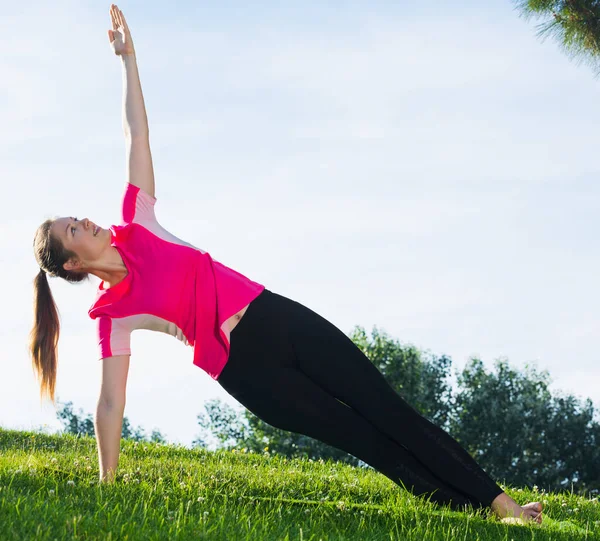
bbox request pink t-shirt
[88,183,265,379]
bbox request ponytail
[31,219,89,405]
[29,268,61,405]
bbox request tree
[448,357,600,494]
[543,393,600,493]
[193,398,249,450]
[56,401,95,437]
[56,400,167,443]
[514,0,600,75]
[121,417,167,443]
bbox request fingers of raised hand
[116,5,129,31]
[110,5,118,29]
[120,13,130,33]
[110,4,124,30]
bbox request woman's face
[51,216,107,271]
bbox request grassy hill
[0,428,598,540]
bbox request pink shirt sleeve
[122,183,157,225]
[97,316,132,359]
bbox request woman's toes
[523,506,543,524]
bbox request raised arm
[108,4,156,198]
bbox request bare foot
[491,493,543,525]
[521,502,543,524]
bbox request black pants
[217,289,504,511]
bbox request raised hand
[108,4,135,57]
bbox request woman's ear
[63,258,81,272]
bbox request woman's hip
[217,289,297,388]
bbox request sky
[1,0,599,450]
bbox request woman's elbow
[97,394,126,411]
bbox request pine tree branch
[513,0,600,77]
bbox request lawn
[0,428,597,540]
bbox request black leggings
[217,289,504,511]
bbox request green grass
[0,428,598,540]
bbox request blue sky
[1,0,599,449]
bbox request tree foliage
[514,0,600,75]
[448,357,600,493]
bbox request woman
[30,4,542,525]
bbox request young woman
[29,4,542,525]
